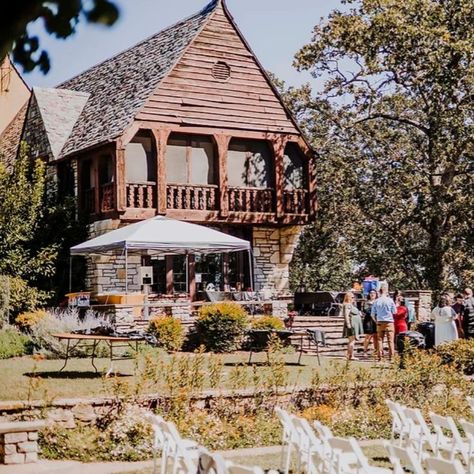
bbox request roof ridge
[56,0,219,89]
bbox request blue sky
[21,0,342,90]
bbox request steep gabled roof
[0,103,27,169]
[59,0,220,157]
[33,87,89,159]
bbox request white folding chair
[275,407,299,474]
[459,419,474,470]
[385,400,410,445]
[145,413,166,474]
[425,456,466,474]
[430,412,469,464]
[196,448,228,474]
[404,407,436,460]
[385,442,424,474]
[467,397,474,415]
[226,462,265,474]
[291,416,326,474]
[159,420,199,474]
[328,437,391,474]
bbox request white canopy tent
[70,216,253,293]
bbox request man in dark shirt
[462,288,474,339]
[452,293,465,338]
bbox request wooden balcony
[100,183,115,212]
[228,187,274,213]
[167,184,218,211]
[126,182,156,209]
[283,189,308,215]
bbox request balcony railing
[228,187,274,213]
[100,183,115,212]
[126,182,156,208]
[167,184,218,211]
[283,189,308,215]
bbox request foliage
[0,145,56,314]
[16,310,48,330]
[147,315,184,352]
[0,326,32,359]
[1,1,119,73]
[251,316,285,331]
[287,0,474,291]
[195,302,249,353]
[0,275,9,328]
[29,308,108,357]
[436,339,474,375]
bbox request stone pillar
[252,225,303,293]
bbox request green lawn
[0,351,370,401]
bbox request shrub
[251,315,285,330]
[16,310,48,330]
[436,338,474,375]
[148,315,184,352]
[0,326,32,358]
[195,302,249,352]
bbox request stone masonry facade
[252,225,304,293]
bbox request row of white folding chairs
[275,407,390,474]
[386,399,474,470]
[146,413,266,474]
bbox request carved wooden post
[92,154,100,215]
[152,129,171,215]
[115,145,126,211]
[271,135,288,219]
[299,138,317,215]
[215,135,231,217]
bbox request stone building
[0,0,316,299]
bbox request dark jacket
[463,297,474,338]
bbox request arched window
[166,134,215,185]
[228,139,273,188]
[125,132,156,183]
[283,142,306,190]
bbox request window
[283,143,306,190]
[98,155,114,185]
[57,161,75,198]
[228,139,273,188]
[125,134,156,183]
[166,134,215,185]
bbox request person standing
[371,283,396,361]
[342,292,364,361]
[433,294,458,346]
[463,288,474,339]
[393,292,408,337]
[452,293,465,338]
[362,289,378,356]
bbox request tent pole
[125,248,129,295]
[248,250,254,292]
[69,256,73,293]
[185,252,189,297]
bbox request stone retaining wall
[0,421,45,465]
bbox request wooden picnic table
[53,333,145,376]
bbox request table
[53,333,144,376]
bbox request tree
[1,0,119,73]
[293,0,474,291]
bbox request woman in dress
[433,294,458,346]
[363,289,378,356]
[393,291,408,337]
[342,291,364,360]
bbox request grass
[0,351,370,401]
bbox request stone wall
[252,225,303,293]
[0,421,44,465]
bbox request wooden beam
[271,136,289,219]
[215,134,231,217]
[166,255,174,295]
[188,254,196,302]
[115,146,126,211]
[151,129,171,214]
